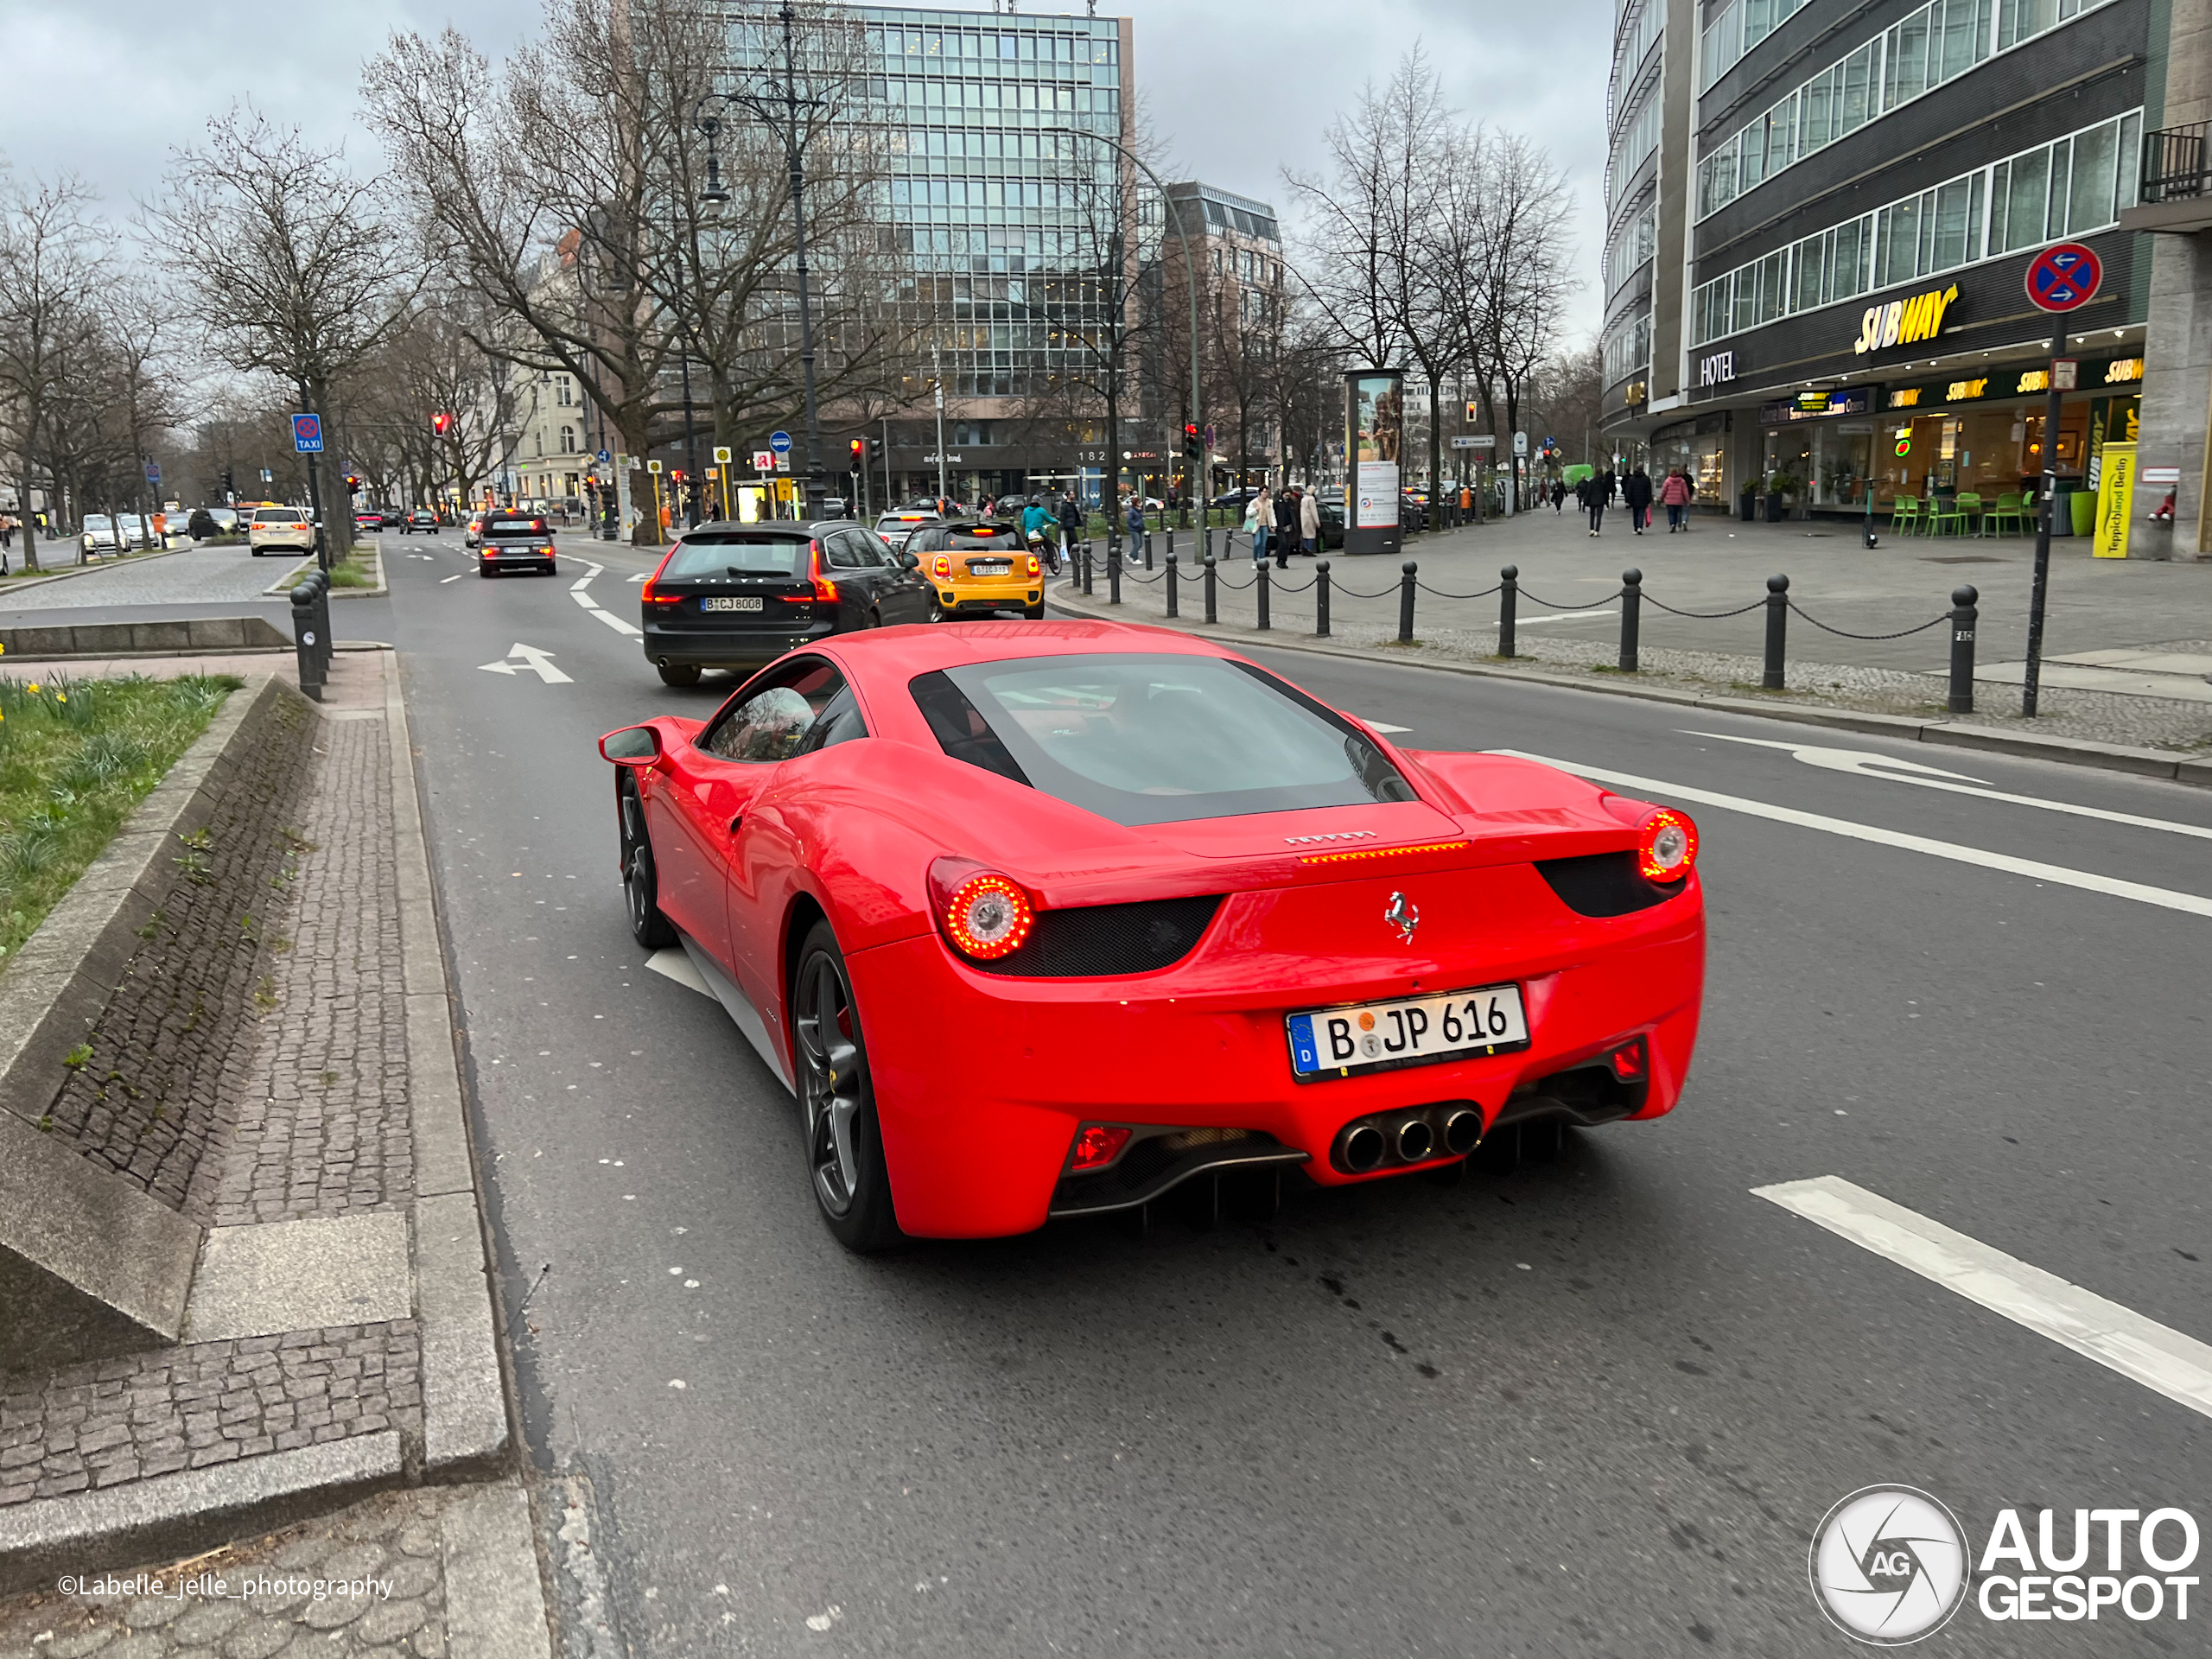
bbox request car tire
[926,594,946,623]
[478,563,493,577]
[1024,602,1045,620]
[656,663,702,687]
[620,802,677,950]
[791,920,902,1253]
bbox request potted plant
[1764,470,1789,523]
[1738,479,1758,521]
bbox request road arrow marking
[478,643,572,683]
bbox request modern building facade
[849,4,1136,503]
[1603,0,2188,551]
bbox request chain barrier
[1414,581,1503,601]
[1639,594,1766,620]
[1784,600,1950,641]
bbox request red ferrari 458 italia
[601,620,1705,1250]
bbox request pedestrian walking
[1124,493,1145,547]
[1587,470,1611,537]
[1624,466,1653,535]
[1660,467,1694,532]
[1551,480,1565,513]
[1299,486,1320,556]
[1057,493,1084,566]
[1273,485,1298,568]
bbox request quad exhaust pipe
[1444,1109,1483,1156]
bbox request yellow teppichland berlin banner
[2094,442,2136,559]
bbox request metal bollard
[1165,525,1174,565]
[1397,561,1417,644]
[1255,561,1270,631]
[1204,554,1217,625]
[1948,582,1978,715]
[1764,573,1789,690]
[1499,564,1518,658]
[1619,568,1642,673]
[1080,539,1093,596]
[1144,531,1154,572]
[1108,540,1122,606]
[315,578,334,673]
[1165,551,1179,618]
[1315,559,1331,638]
[290,574,326,702]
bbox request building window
[559,426,577,454]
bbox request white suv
[247,507,314,556]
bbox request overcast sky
[0,0,1611,340]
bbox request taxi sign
[291,413,324,454]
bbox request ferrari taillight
[809,540,838,603]
[1637,807,1697,883]
[931,553,952,579]
[1070,1126,1131,1171]
[640,543,681,606]
[929,858,1036,961]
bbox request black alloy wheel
[791,921,900,1252]
[620,788,677,950]
[927,593,947,624]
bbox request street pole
[679,352,700,527]
[304,452,328,572]
[882,416,893,509]
[933,341,948,507]
[2023,319,2066,718]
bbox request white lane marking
[1757,1176,2212,1421]
[1513,608,1618,626]
[477,643,572,683]
[570,589,601,612]
[1685,730,2212,842]
[439,573,465,584]
[1491,749,2212,918]
[644,947,713,997]
[590,607,643,638]
[627,572,649,583]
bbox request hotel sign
[1698,351,1736,386]
[1853,283,1961,354]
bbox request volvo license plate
[702,596,764,613]
[1285,982,1529,1080]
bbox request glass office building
[852,6,1136,501]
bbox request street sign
[1512,431,1529,456]
[1450,435,1497,449]
[291,413,324,454]
[260,469,273,483]
[595,448,612,466]
[143,460,161,485]
[646,459,663,474]
[752,450,775,471]
[2025,242,2102,312]
[769,430,792,454]
[712,445,733,464]
[1204,423,1216,451]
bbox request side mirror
[600,725,662,766]
[899,552,920,569]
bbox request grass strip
[0,672,240,962]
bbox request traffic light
[849,437,865,470]
[1183,423,1200,460]
[431,411,454,436]
[1465,401,1479,423]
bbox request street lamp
[702,3,829,521]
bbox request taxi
[902,518,1043,620]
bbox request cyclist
[1020,497,1059,575]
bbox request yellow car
[246,505,315,556]
[905,518,1044,620]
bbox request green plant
[62,1044,92,1069]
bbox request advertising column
[1344,370,1404,558]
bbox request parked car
[464,513,485,548]
[639,519,928,686]
[874,508,939,551]
[247,506,315,556]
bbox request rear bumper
[844,885,1704,1238]
[480,547,555,569]
[640,617,835,668]
[938,582,1043,612]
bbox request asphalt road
[60,532,2212,1652]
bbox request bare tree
[0,177,105,569]
[157,109,421,555]
[1459,132,1577,509]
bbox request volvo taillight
[809,540,838,603]
[639,543,681,606]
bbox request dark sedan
[400,510,439,534]
[639,519,930,687]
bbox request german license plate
[1285,982,1529,1080]
[966,560,1012,575]
[702,596,763,613]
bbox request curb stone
[264,544,387,601]
[0,544,192,596]
[1047,582,2211,787]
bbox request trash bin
[2069,485,2095,538]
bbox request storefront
[1872,353,2142,516]
[1649,413,1732,508]
[1757,389,1878,512]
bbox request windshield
[253,509,303,524]
[482,517,546,539]
[664,532,808,578]
[912,654,1418,828]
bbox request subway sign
[1853,283,1961,354]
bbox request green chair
[1928,494,1966,537]
[1889,494,1923,535]
[1984,492,2026,536]
[1952,491,1983,537]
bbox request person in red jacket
[1660,467,1694,532]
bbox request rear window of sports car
[910,654,1416,827]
